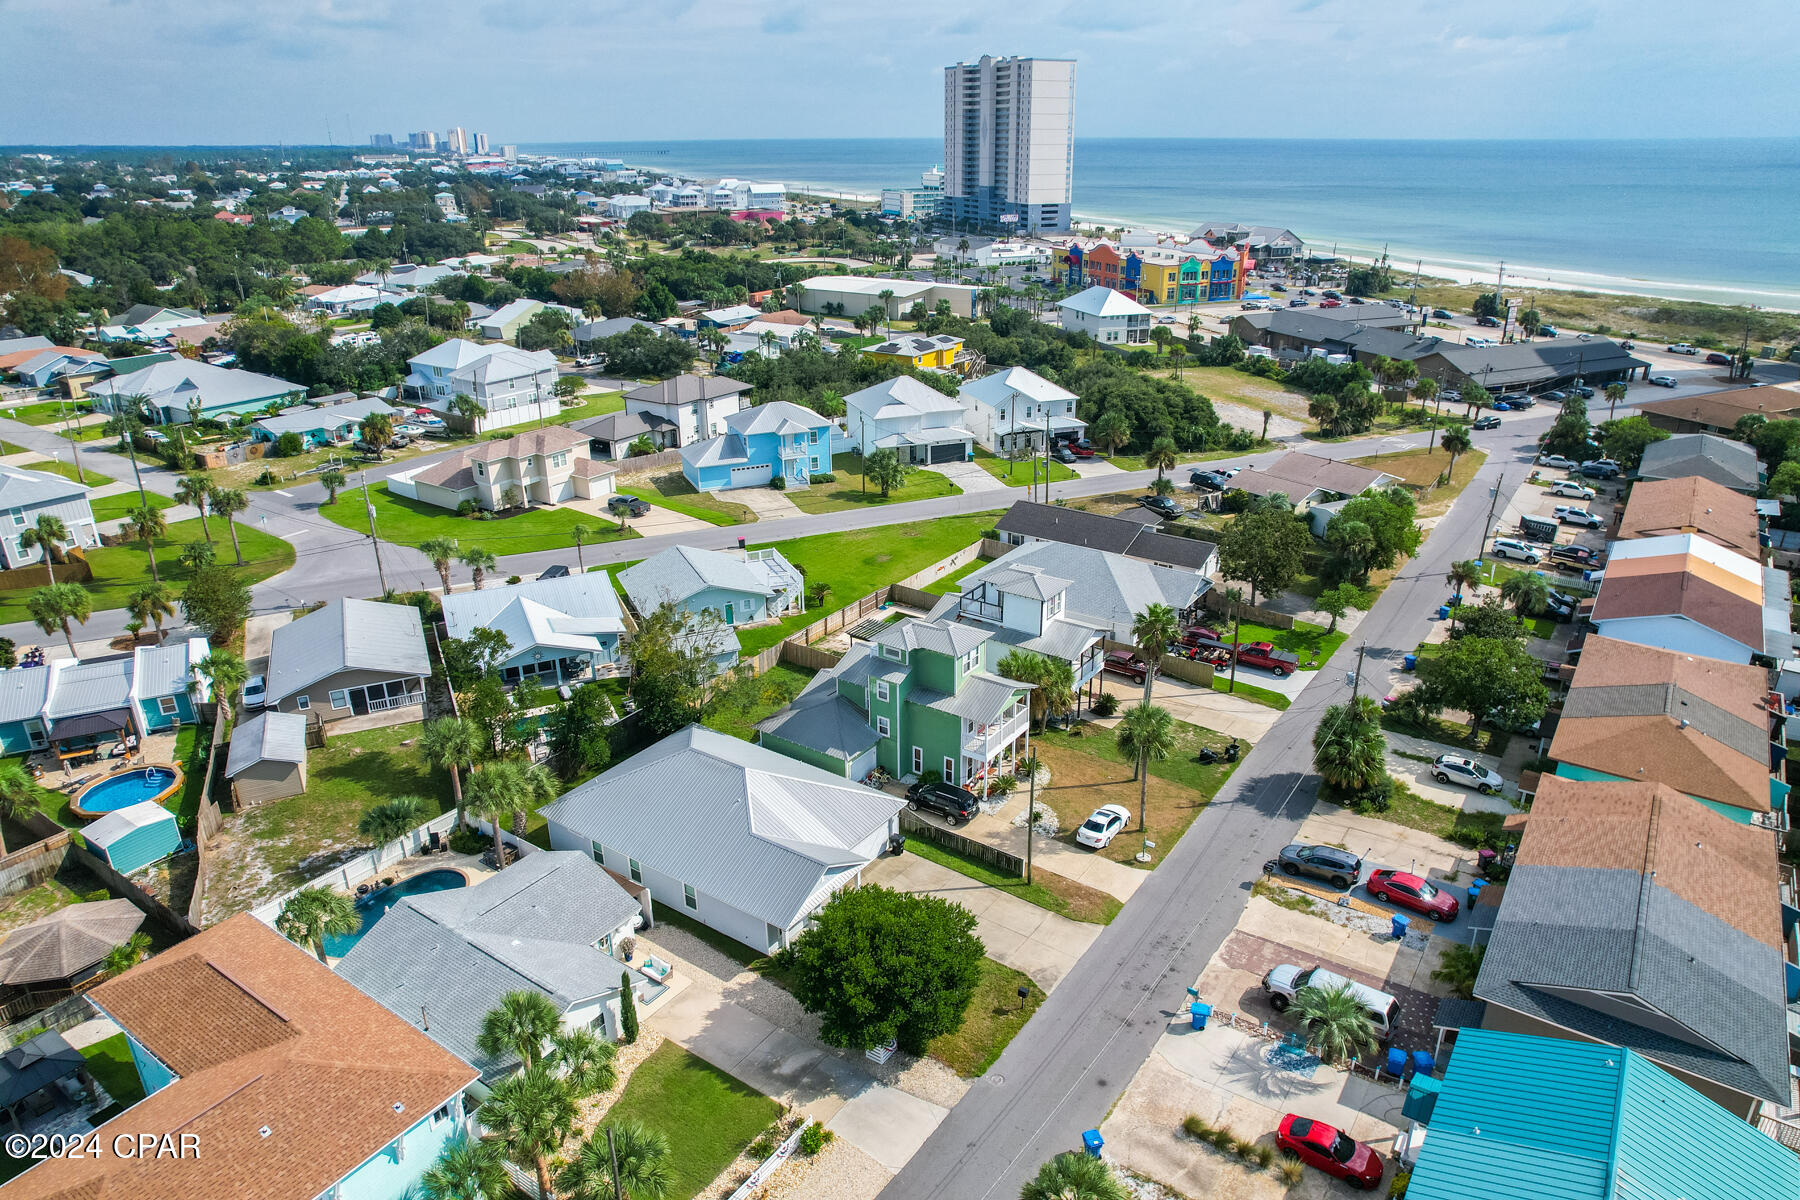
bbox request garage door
[928,441,964,464]
[729,463,773,487]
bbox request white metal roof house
[264,598,431,725]
[402,338,559,432]
[0,463,99,570]
[956,366,1084,454]
[95,304,207,343]
[540,726,904,952]
[441,573,628,688]
[619,544,804,631]
[843,376,975,465]
[85,359,305,425]
[1056,285,1152,346]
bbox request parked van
[1262,964,1400,1041]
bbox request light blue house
[619,544,805,632]
[441,573,628,688]
[131,637,212,732]
[250,396,402,449]
[680,401,833,492]
[35,914,480,1200]
[0,665,51,755]
[82,800,179,875]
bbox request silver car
[1432,754,1504,795]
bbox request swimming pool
[322,868,469,958]
[71,765,184,819]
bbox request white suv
[1432,755,1504,795]
[1554,505,1603,529]
[1489,538,1540,564]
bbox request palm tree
[178,540,216,572]
[1431,942,1486,1000]
[1115,703,1175,833]
[562,1122,672,1200]
[1260,407,1273,442]
[420,537,459,593]
[570,523,594,568]
[174,473,214,540]
[483,1064,579,1200]
[210,487,249,566]
[547,1027,617,1098]
[1604,381,1628,421]
[877,289,896,334]
[319,468,347,506]
[1311,696,1386,794]
[18,514,68,585]
[128,582,177,643]
[420,1135,510,1200]
[477,989,562,1069]
[104,408,152,510]
[0,761,39,854]
[467,759,557,862]
[360,412,396,461]
[102,932,152,978]
[1501,571,1550,618]
[1410,376,1438,419]
[1129,603,1179,707]
[1145,435,1178,484]
[1019,1151,1129,1200]
[1292,981,1379,1065]
[358,796,426,859]
[27,582,92,657]
[124,505,167,584]
[459,546,499,591]
[421,716,483,829]
[275,887,360,963]
[450,394,486,433]
[1090,409,1131,459]
[1444,559,1481,635]
[1440,423,1473,476]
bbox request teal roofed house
[1403,1028,1800,1200]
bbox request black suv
[906,782,980,827]
[1276,843,1364,889]
[1140,495,1185,519]
[608,495,651,517]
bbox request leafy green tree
[547,683,615,778]
[1767,459,1800,500]
[182,564,252,643]
[1293,981,1380,1065]
[1410,375,1439,417]
[0,761,37,855]
[483,1064,579,1200]
[477,989,561,1070]
[1333,487,1421,573]
[1324,517,1378,584]
[18,514,68,585]
[27,581,92,656]
[1116,703,1176,832]
[1454,594,1524,642]
[619,970,639,1044]
[1415,634,1549,740]
[783,885,984,1054]
[1312,695,1387,796]
[1315,582,1368,634]
[209,487,250,566]
[626,603,719,738]
[864,446,909,498]
[1500,572,1550,617]
[562,1122,671,1200]
[1019,1152,1129,1200]
[1518,307,1542,337]
[1471,291,1502,319]
[102,931,152,978]
[458,546,499,590]
[419,1135,510,1200]
[1597,414,1670,469]
[1540,407,1592,459]
[1218,498,1310,606]
[275,886,359,963]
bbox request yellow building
[862,333,971,375]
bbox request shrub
[506,575,523,585]
[810,472,836,484]
[617,935,636,960]
[1252,1143,1276,1168]
[1276,1154,1306,1185]
[1092,691,1119,717]
[748,1131,780,1160]
[456,499,478,516]
[987,774,1016,796]
[1231,1137,1259,1161]
[274,431,305,457]
[771,474,787,490]
[797,1122,834,1156]
[917,768,943,787]
[1207,1127,1234,1150]
[1349,775,1394,813]
[1181,1115,1213,1140]
[1389,1170,1411,1198]
[448,825,486,855]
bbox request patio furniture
[641,954,673,983]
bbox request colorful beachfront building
[1054,236,1245,306]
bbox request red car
[1319,298,1344,308]
[1366,869,1459,922]
[1069,444,1095,458]
[1277,1114,1385,1191]
[1103,651,1148,683]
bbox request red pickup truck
[1235,642,1301,677]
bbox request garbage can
[1082,1129,1104,1158]
[1391,913,1411,940]
[1403,653,1418,672]
[1467,879,1485,902]
[1190,1002,1212,1031]
[1436,605,1450,620]
[1412,1050,1436,1078]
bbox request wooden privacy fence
[1199,591,1296,630]
[778,641,844,672]
[188,717,228,929]
[67,844,198,938]
[0,815,74,900]
[899,809,1024,876]
[612,448,687,478]
[0,556,91,593]
[887,583,943,611]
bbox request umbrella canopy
[0,1031,86,1109]
[0,899,145,987]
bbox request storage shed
[83,801,179,876]
[224,710,309,809]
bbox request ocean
[518,137,1800,309]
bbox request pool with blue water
[72,766,182,818]
[322,868,469,958]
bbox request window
[329,689,351,709]
[810,456,820,471]
[550,451,568,468]
[943,757,955,783]
[912,746,924,773]
[628,857,642,883]
[876,715,890,737]
[474,462,485,476]
[156,696,179,716]
[808,429,819,444]
[875,680,889,702]
[294,694,310,711]
[591,841,605,865]
[8,511,21,529]
[683,883,698,911]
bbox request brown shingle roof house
[8,914,476,1200]
[1227,450,1398,508]
[1635,383,1800,436]
[1615,475,1760,553]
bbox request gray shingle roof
[568,409,675,443]
[1636,433,1761,492]
[539,725,902,930]
[265,598,429,705]
[619,546,777,612]
[625,375,752,406]
[0,464,89,509]
[573,317,660,341]
[950,542,1210,641]
[225,710,309,778]
[0,899,144,986]
[335,851,640,1078]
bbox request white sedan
[1075,804,1132,849]
[1537,454,1577,470]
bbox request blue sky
[2,0,1795,144]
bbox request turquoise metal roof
[1407,1029,1800,1200]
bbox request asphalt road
[875,410,1548,1200]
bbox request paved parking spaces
[1383,731,1519,815]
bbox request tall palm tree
[1604,381,1628,421]
[1115,703,1175,833]
[1311,696,1386,794]
[1410,376,1438,419]
[450,394,486,433]
[420,537,459,592]
[1501,572,1550,618]
[483,1065,579,1200]
[1292,981,1379,1065]
[1440,423,1473,476]
[1129,604,1180,707]
[104,407,152,510]
[420,1135,510,1200]
[360,412,396,460]
[477,989,563,1070]
[128,582,177,643]
[1444,559,1482,635]
[459,546,499,591]
[1144,435,1178,484]
[562,1122,672,1200]
[547,1027,617,1099]
[102,932,152,978]
[174,473,214,540]
[358,796,426,856]
[124,505,167,584]
[18,514,68,585]
[209,487,250,566]
[319,468,347,506]
[421,716,483,828]
[467,760,556,862]
[275,887,359,963]
[1019,1151,1129,1200]
[27,582,92,657]
[0,760,39,855]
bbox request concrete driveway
[619,503,716,538]
[864,852,1101,991]
[733,486,803,518]
[925,460,1008,493]
[1069,457,1125,478]
[1383,731,1517,815]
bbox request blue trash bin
[1385,1047,1408,1078]
[1468,879,1485,901]
[1436,605,1450,620]
[1391,913,1411,940]
[1082,1129,1104,1158]
[1190,1002,1212,1030]
[1403,653,1418,671]
[1412,1050,1436,1078]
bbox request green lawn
[617,468,756,527]
[970,447,1078,489]
[903,836,1121,924]
[786,453,963,514]
[921,556,989,597]
[170,723,208,831]
[704,663,818,742]
[318,481,641,556]
[1229,619,1347,671]
[0,440,26,456]
[927,958,1045,1077]
[22,458,111,487]
[0,516,294,626]
[1210,674,1291,710]
[89,490,174,522]
[544,389,625,425]
[1340,777,1511,850]
[0,400,94,427]
[82,1032,145,1111]
[735,515,999,656]
[605,1042,782,1200]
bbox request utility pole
[1350,642,1367,704]
[361,472,389,595]
[1043,406,1053,504]
[1024,753,1036,885]
[1479,472,1506,564]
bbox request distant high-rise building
[501,145,518,162]
[446,127,469,155]
[474,132,490,155]
[410,131,438,151]
[369,133,395,149]
[943,55,1075,233]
